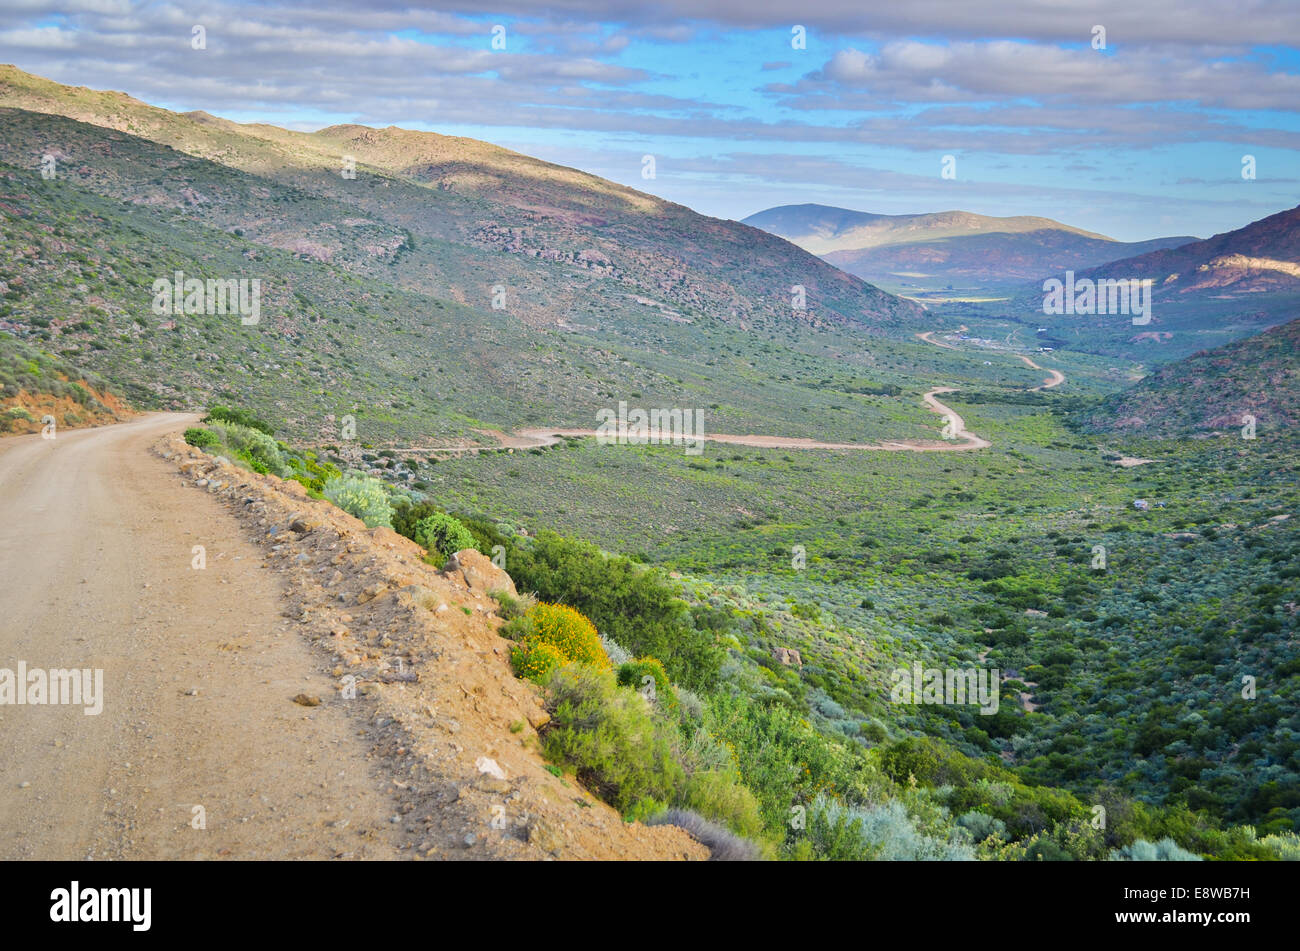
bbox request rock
[476,756,506,779]
[528,817,564,855]
[289,518,317,534]
[442,549,517,599]
[526,707,550,730]
[772,647,803,667]
[463,833,477,847]
[356,583,388,604]
[292,693,321,707]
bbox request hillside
[0,66,918,336]
[1076,318,1300,436]
[1066,204,1300,296]
[0,66,948,449]
[743,203,1194,294]
[1009,204,1300,362]
[0,333,130,433]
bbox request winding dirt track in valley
[398,385,989,455]
[917,326,1066,391]
[510,387,988,452]
[403,325,1060,457]
[1015,353,1066,390]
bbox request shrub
[494,530,723,690]
[601,634,633,666]
[957,810,1008,844]
[203,404,274,435]
[210,422,289,476]
[491,589,537,621]
[1110,838,1203,861]
[524,602,609,670]
[647,808,763,861]
[805,797,976,861]
[184,427,219,449]
[676,770,765,840]
[1261,832,1300,861]
[511,638,566,683]
[540,664,683,812]
[322,474,393,528]
[617,657,678,716]
[412,512,476,565]
[286,449,342,494]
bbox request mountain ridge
[743,201,1198,293]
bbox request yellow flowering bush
[510,638,566,683]
[528,602,610,670]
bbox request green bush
[322,474,393,528]
[285,449,342,494]
[676,770,765,841]
[413,512,476,565]
[201,422,288,476]
[617,657,679,717]
[540,664,684,813]
[203,404,274,435]
[802,796,976,861]
[1111,838,1203,861]
[491,529,724,690]
[184,427,219,449]
[490,589,536,621]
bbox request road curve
[918,326,1066,391]
[1015,353,1066,390]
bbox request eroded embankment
[153,432,708,861]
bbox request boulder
[442,548,517,599]
[773,647,803,667]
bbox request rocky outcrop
[442,548,517,600]
[773,647,803,667]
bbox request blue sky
[3,1,1298,240]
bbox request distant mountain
[742,203,1195,294]
[1024,204,1300,362]
[1062,203,1300,298]
[1076,317,1300,436]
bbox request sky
[2,1,1298,241]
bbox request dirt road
[1014,353,1066,390]
[917,326,1066,391]
[506,387,988,451]
[0,414,403,859]
[385,385,989,455]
